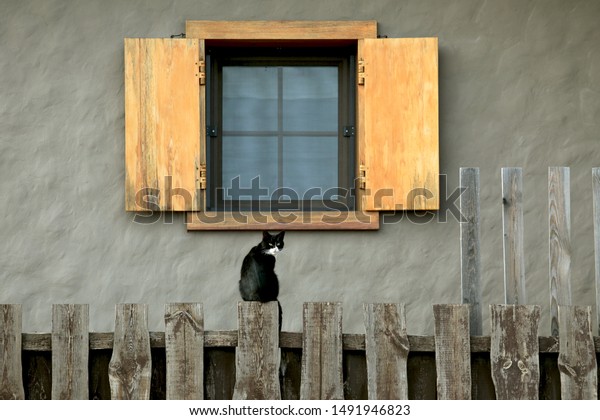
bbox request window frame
[123,21,439,231]
[206,46,356,213]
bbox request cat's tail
[277,300,282,332]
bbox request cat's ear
[276,231,285,240]
[262,230,272,241]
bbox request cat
[239,231,285,329]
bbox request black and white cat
[239,231,285,328]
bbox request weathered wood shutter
[357,38,439,211]
[124,38,204,211]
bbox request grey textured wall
[1,0,598,334]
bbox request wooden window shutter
[357,38,439,211]
[124,38,205,211]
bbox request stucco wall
[1,0,598,334]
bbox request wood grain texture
[51,304,89,399]
[502,168,527,304]
[186,211,379,231]
[0,304,24,399]
[233,302,281,400]
[548,167,572,336]
[433,304,471,399]
[124,38,202,211]
[459,168,482,335]
[300,302,343,399]
[108,304,152,399]
[358,38,439,211]
[490,305,540,400]
[557,306,597,399]
[164,303,204,400]
[185,20,377,40]
[593,168,600,335]
[363,303,409,400]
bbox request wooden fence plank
[433,304,471,399]
[558,306,598,399]
[363,303,409,399]
[300,302,343,400]
[108,304,152,400]
[502,168,527,304]
[51,304,89,399]
[164,303,204,400]
[490,304,540,399]
[0,304,24,400]
[593,168,600,335]
[459,167,483,335]
[549,167,572,336]
[232,302,281,400]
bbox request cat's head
[261,231,285,256]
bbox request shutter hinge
[357,59,365,85]
[198,163,207,190]
[196,61,206,85]
[358,164,366,189]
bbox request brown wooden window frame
[124,21,439,231]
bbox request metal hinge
[358,164,366,189]
[357,59,365,85]
[198,163,207,190]
[196,61,206,85]
[343,126,355,137]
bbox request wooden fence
[1,167,600,400]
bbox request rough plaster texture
[0,0,599,334]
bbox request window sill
[186,211,379,231]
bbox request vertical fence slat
[502,168,527,304]
[364,303,409,400]
[593,168,600,335]
[233,302,281,400]
[165,303,204,400]
[460,167,482,335]
[490,304,540,399]
[51,304,89,399]
[433,304,471,399]
[300,302,343,400]
[108,304,151,400]
[549,167,572,336]
[558,305,598,399]
[0,304,24,400]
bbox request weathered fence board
[548,167,572,336]
[433,304,471,399]
[490,305,540,399]
[108,304,152,400]
[460,167,483,335]
[0,304,24,400]
[558,306,597,399]
[164,303,204,400]
[502,168,527,304]
[233,302,281,400]
[593,168,600,335]
[51,304,89,400]
[300,302,343,399]
[363,303,409,399]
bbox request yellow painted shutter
[357,38,439,211]
[124,38,204,211]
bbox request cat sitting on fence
[239,231,285,330]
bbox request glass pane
[222,67,278,132]
[283,67,338,132]
[222,136,278,200]
[283,136,338,200]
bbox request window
[124,21,439,230]
[206,47,356,212]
